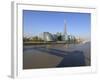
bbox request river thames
[23,42,90,69]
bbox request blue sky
[23,10,91,40]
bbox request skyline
[23,10,91,40]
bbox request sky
[23,10,91,40]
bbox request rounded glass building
[43,32,54,42]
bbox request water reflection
[24,46,86,67]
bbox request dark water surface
[24,45,86,67]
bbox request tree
[23,37,30,42]
[57,35,62,41]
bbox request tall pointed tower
[64,20,67,35]
[63,20,68,41]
